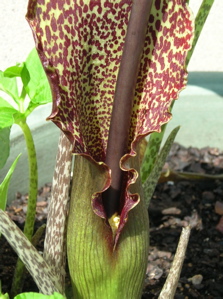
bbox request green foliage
[0,48,52,118]
[1,48,52,111]
[0,48,52,170]
[140,123,167,184]
[0,128,10,169]
[0,48,52,296]
[24,49,52,109]
[0,73,19,104]
[0,99,18,129]
[143,126,180,208]
[0,154,21,211]
[0,281,9,299]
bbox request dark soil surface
[1,143,223,298]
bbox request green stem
[18,120,38,238]
[10,119,38,297]
[18,86,27,113]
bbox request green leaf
[4,63,30,105]
[14,292,65,299]
[0,294,9,299]
[0,71,19,103]
[21,64,31,88]
[0,96,23,128]
[0,281,9,299]
[0,97,15,109]
[4,63,30,88]
[24,48,52,109]
[0,127,11,169]
[0,154,21,211]
[5,63,31,87]
[4,64,24,78]
[143,126,180,208]
[141,123,167,184]
[0,107,19,129]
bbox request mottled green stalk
[0,209,61,295]
[18,120,38,238]
[143,126,180,207]
[141,123,167,184]
[10,120,38,297]
[67,155,149,299]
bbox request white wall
[188,1,223,72]
[0,0,222,71]
[0,0,34,70]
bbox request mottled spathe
[26,0,193,239]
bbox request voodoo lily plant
[0,0,202,297]
[31,0,192,296]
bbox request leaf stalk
[10,120,38,297]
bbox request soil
[1,143,223,298]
